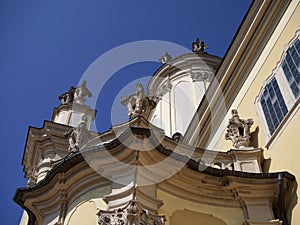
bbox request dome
[147,41,222,137]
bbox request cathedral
[14,1,300,225]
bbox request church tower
[148,39,222,137]
[20,80,96,186]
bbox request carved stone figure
[58,86,75,104]
[159,52,172,64]
[73,80,92,104]
[121,83,156,119]
[98,200,165,225]
[192,38,208,53]
[225,109,254,148]
[65,115,91,152]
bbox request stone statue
[225,109,254,149]
[58,86,76,104]
[192,38,208,53]
[73,80,92,105]
[121,83,156,119]
[65,115,91,152]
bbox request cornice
[14,122,295,225]
[22,121,73,182]
[51,102,97,122]
[147,52,222,96]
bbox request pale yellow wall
[171,209,226,225]
[157,189,244,225]
[215,2,300,224]
[67,201,98,225]
[263,108,300,225]
[65,186,109,225]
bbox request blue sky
[0,0,252,224]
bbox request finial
[121,83,156,119]
[159,52,172,64]
[225,109,254,149]
[192,38,208,53]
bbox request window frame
[255,29,300,148]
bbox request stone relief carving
[159,52,172,64]
[73,80,92,104]
[98,200,165,225]
[191,71,214,82]
[157,80,172,97]
[121,83,156,119]
[98,209,127,225]
[192,38,208,53]
[225,109,254,148]
[65,115,91,152]
[148,80,172,101]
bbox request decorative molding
[254,29,300,148]
[121,83,156,119]
[183,0,293,148]
[98,200,165,225]
[225,109,254,149]
[156,79,172,97]
[190,71,214,82]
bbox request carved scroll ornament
[225,109,254,148]
[98,200,165,225]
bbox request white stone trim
[207,2,299,150]
[254,29,300,147]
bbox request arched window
[260,77,288,135]
[255,30,300,146]
[282,38,300,98]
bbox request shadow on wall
[170,209,226,225]
[287,180,298,225]
[250,126,259,148]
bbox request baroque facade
[14,1,300,225]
